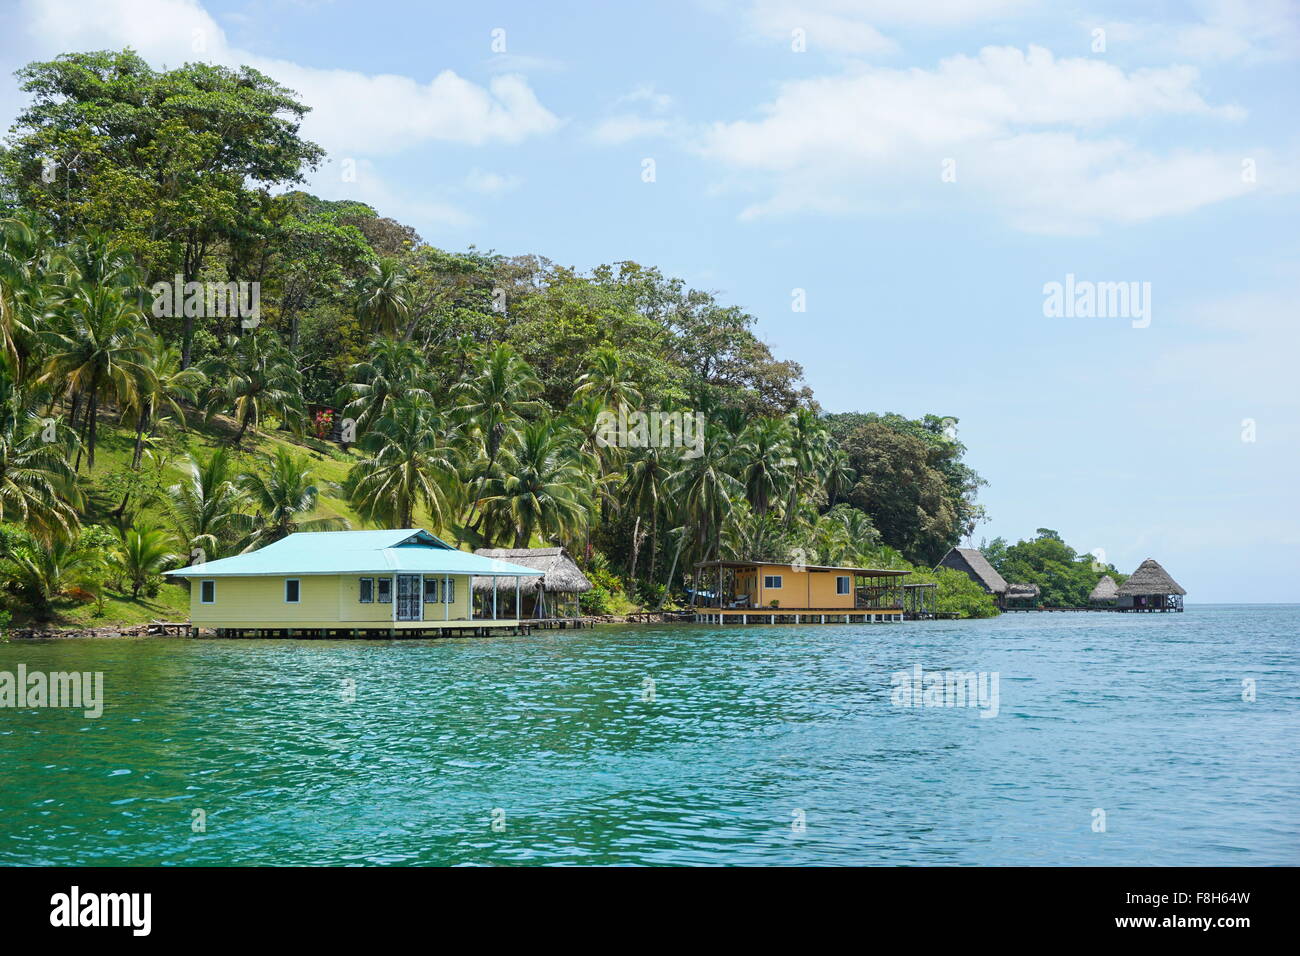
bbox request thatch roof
[1005,583,1040,598]
[1117,559,1186,596]
[471,547,593,593]
[936,547,1008,594]
[1089,575,1119,602]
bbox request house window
[377,578,392,603]
[200,580,216,604]
[444,578,455,603]
[424,578,439,603]
[764,575,783,589]
[359,578,374,603]
[285,579,300,603]
[836,576,851,595]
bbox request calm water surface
[1,605,1297,865]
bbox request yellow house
[691,560,910,623]
[164,529,543,637]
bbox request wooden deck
[691,608,904,624]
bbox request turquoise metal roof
[165,529,545,578]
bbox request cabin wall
[189,573,479,625]
[755,565,854,610]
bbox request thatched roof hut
[1089,575,1119,603]
[1117,559,1185,596]
[936,547,1008,595]
[1005,583,1040,599]
[472,548,593,595]
[1116,559,1186,612]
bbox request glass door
[396,574,422,621]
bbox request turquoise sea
[1,605,1296,866]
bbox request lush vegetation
[981,529,1128,608]
[0,48,991,626]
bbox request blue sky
[2,0,1298,601]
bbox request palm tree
[335,337,431,438]
[0,380,81,541]
[733,417,796,521]
[200,331,304,447]
[165,447,255,562]
[825,448,855,508]
[129,337,206,469]
[1,536,94,618]
[0,211,63,383]
[784,407,829,526]
[112,523,181,598]
[573,346,642,410]
[621,445,674,584]
[345,394,461,530]
[355,257,411,336]
[476,417,591,548]
[39,284,149,470]
[669,421,742,564]
[239,447,349,547]
[454,343,543,475]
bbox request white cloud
[590,115,672,145]
[463,168,521,195]
[10,0,560,157]
[744,0,1029,54]
[699,44,1279,232]
[1094,0,1300,63]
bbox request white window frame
[359,577,374,603]
[836,576,851,595]
[444,578,456,604]
[377,577,392,604]
[764,575,783,589]
[284,578,301,604]
[423,577,440,603]
[200,579,216,604]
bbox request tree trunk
[232,408,252,448]
[628,515,642,583]
[131,399,152,470]
[658,540,683,610]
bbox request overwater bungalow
[1003,583,1041,609]
[1089,575,1119,605]
[472,547,593,621]
[936,547,1008,606]
[164,529,543,637]
[1117,559,1186,612]
[691,559,910,623]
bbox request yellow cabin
[691,560,910,623]
[164,529,543,637]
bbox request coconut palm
[453,343,543,475]
[621,444,674,584]
[573,346,642,411]
[0,212,63,381]
[0,379,81,541]
[239,446,349,547]
[112,523,182,598]
[1,536,94,618]
[129,337,207,469]
[165,447,255,562]
[733,417,796,521]
[476,416,591,548]
[669,421,742,564]
[335,337,431,438]
[345,394,461,530]
[355,257,411,336]
[39,284,150,470]
[200,331,304,447]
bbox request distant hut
[473,547,593,619]
[936,547,1008,606]
[1089,575,1119,605]
[1003,583,1041,609]
[1116,559,1186,612]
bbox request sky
[1,0,1297,601]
